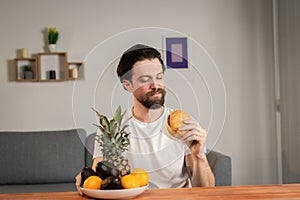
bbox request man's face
[124,58,166,109]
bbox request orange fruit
[121,174,140,189]
[131,168,149,186]
[83,175,102,190]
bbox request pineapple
[93,106,131,176]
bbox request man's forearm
[186,154,215,187]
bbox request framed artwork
[166,37,188,69]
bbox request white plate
[80,185,148,199]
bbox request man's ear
[122,80,133,92]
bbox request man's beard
[136,88,166,109]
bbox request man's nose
[149,80,159,89]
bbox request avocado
[101,176,122,190]
[80,166,97,186]
[96,161,120,179]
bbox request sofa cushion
[0,129,86,185]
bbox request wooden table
[1,184,300,199]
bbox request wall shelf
[37,52,68,81]
[14,58,37,82]
[67,62,84,80]
[13,52,84,82]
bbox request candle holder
[21,48,29,58]
[49,70,56,80]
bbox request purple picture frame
[166,37,188,69]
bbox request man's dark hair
[116,44,165,82]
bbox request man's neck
[132,102,164,123]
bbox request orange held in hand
[121,174,140,189]
[83,175,102,190]
[131,168,149,186]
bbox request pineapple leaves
[100,115,110,131]
[121,116,132,127]
[109,119,118,136]
[91,107,100,117]
[113,106,122,124]
[121,124,129,132]
[93,124,105,134]
[92,106,131,156]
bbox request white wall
[0,0,277,186]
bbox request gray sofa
[0,129,90,194]
[0,129,231,194]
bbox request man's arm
[185,153,215,187]
[92,157,102,171]
[178,119,215,187]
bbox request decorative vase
[21,48,29,58]
[24,71,33,79]
[49,70,56,79]
[48,44,56,52]
[71,68,78,79]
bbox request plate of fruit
[80,161,149,199]
[83,107,149,199]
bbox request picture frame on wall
[165,37,188,69]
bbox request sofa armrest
[207,150,232,186]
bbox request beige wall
[0,0,277,185]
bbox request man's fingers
[179,120,207,134]
[75,173,83,196]
[179,130,206,143]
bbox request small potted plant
[23,65,33,79]
[48,27,59,52]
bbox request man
[76,44,214,194]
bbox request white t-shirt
[93,106,192,188]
